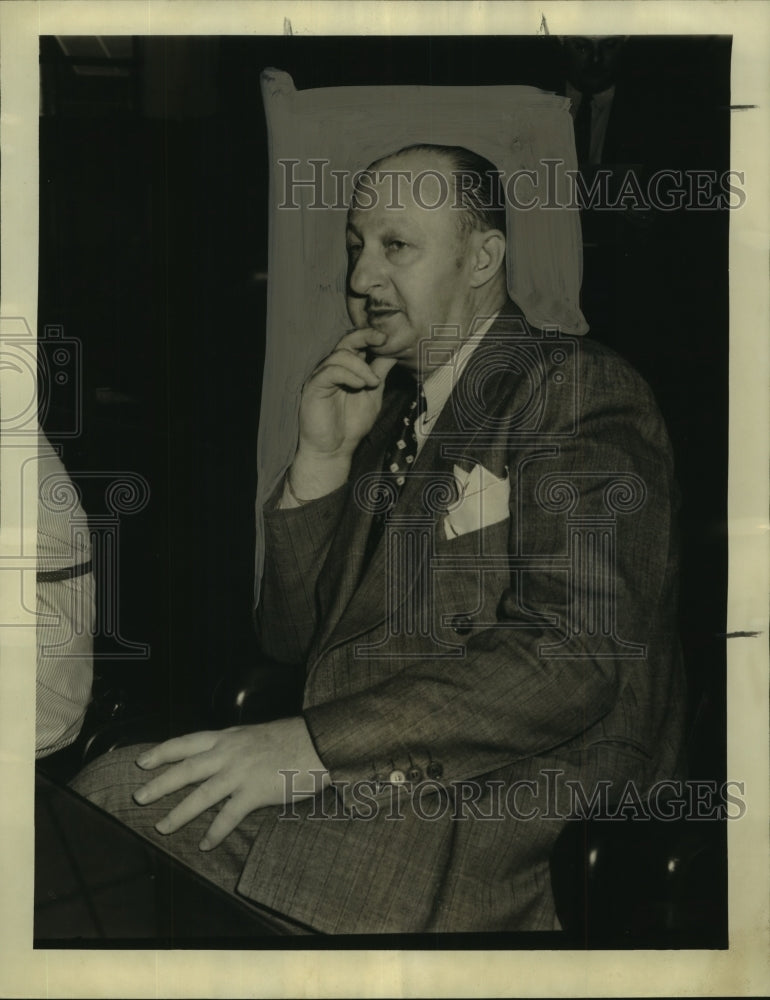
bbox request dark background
[38,35,730,786]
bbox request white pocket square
[443,463,510,540]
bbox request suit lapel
[314,304,529,658]
[312,382,410,653]
[319,404,456,655]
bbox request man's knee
[68,742,254,896]
[69,742,156,813]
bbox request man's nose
[348,247,385,297]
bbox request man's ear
[468,229,506,289]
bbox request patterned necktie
[362,382,427,565]
[383,381,427,494]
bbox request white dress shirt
[414,313,497,457]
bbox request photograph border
[1,1,768,996]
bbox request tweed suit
[239,304,686,933]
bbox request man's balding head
[366,144,507,241]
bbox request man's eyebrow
[381,222,421,242]
[346,218,423,244]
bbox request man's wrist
[288,450,351,502]
[284,469,313,506]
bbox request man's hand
[132,717,330,851]
[290,328,397,500]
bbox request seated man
[71,143,685,934]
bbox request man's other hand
[132,717,330,851]
[290,328,397,500]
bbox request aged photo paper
[1,1,768,996]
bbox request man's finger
[199,796,252,851]
[309,362,380,395]
[335,327,387,353]
[154,775,233,836]
[369,356,398,381]
[136,731,218,770]
[134,754,216,805]
[312,350,382,387]
[310,364,367,392]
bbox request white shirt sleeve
[35,431,95,758]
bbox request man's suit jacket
[240,304,686,934]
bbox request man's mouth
[366,305,401,324]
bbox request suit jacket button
[389,769,406,784]
[450,614,473,635]
[426,762,443,780]
[407,767,423,782]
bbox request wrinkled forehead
[349,157,456,226]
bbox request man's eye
[388,240,407,251]
[347,243,362,255]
